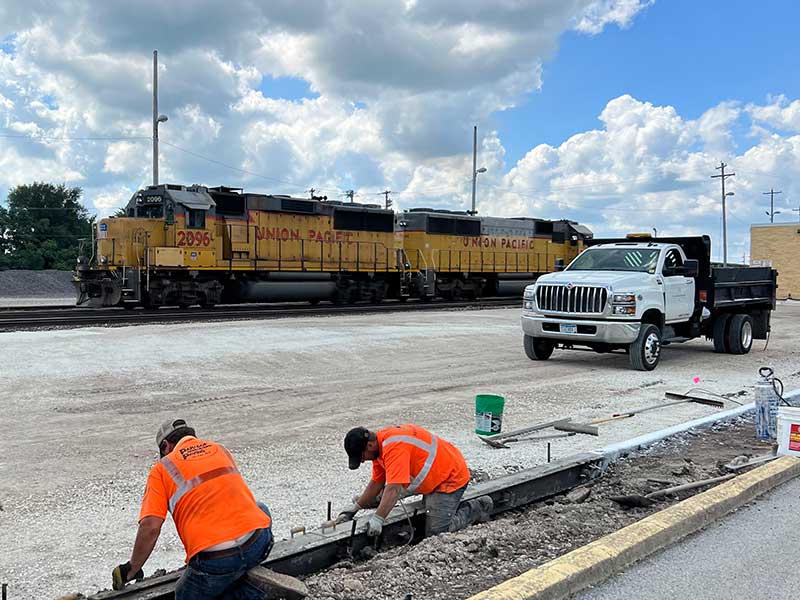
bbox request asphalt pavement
[577,473,800,600]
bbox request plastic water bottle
[755,367,779,440]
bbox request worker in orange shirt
[336,424,493,537]
[111,418,306,599]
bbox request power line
[0,131,149,141]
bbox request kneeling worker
[112,418,306,599]
[337,424,492,537]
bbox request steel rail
[0,298,521,331]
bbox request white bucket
[776,406,800,457]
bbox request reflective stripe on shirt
[382,434,439,493]
[160,455,241,513]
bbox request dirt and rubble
[303,416,773,600]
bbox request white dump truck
[521,235,777,370]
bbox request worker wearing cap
[337,424,492,537]
[111,418,306,600]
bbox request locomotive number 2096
[177,231,213,247]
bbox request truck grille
[536,285,608,314]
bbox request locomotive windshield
[134,194,164,218]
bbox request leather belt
[196,530,261,560]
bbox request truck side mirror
[682,259,699,277]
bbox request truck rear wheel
[712,314,730,353]
[524,335,554,361]
[726,314,753,355]
[629,324,661,371]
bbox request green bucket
[475,394,505,435]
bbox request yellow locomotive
[74,184,591,307]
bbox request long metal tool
[612,395,724,418]
[478,418,572,447]
[610,473,735,508]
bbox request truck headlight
[613,293,635,304]
[523,300,534,310]
[523,289,535,300]
[613,305,636,315]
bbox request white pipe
[596,388,800,467]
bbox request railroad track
[0,297,521,331]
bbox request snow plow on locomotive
[74,184,591,308]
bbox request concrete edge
[466,455,800,600]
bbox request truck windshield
[567,248,660,273]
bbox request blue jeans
[175,503,274,600]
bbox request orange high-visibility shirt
[371,424,470,495]
[139,436,270,562]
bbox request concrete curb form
[467,456,800,600]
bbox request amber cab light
[699,290,707,302]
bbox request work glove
[335,500,363,524]
[366,514,385,537]
[112,561,144,590]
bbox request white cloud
[91,185,134,216]
[573,0,654,34]
[747,95,800,133]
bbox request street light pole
[763,189,782,223]
[470,125,478,215]
[152,50,168,186]
[711,162,735,267]
[469,125,486,215]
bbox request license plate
[559,323,577,334]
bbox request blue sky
[496,0,800,165]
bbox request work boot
[244,566,308,599]
[472,495,493,523]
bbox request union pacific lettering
[255,227,355,243]
[462,236,536,250]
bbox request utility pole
[711,162,735,267]
[308,188,315,199]
[152,50,168,186]
[763,188,782,223]
[381,190,392,210]
[345,190,355,203]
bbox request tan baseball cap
[156,418,190,448]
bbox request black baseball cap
[344,427,370,470]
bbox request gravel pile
[304,417,771,600]
[0,269,73,297]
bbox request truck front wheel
[524,335,555,361]
[726,314,753,355]
[629,324,662,371]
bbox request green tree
[1,182,94,270]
